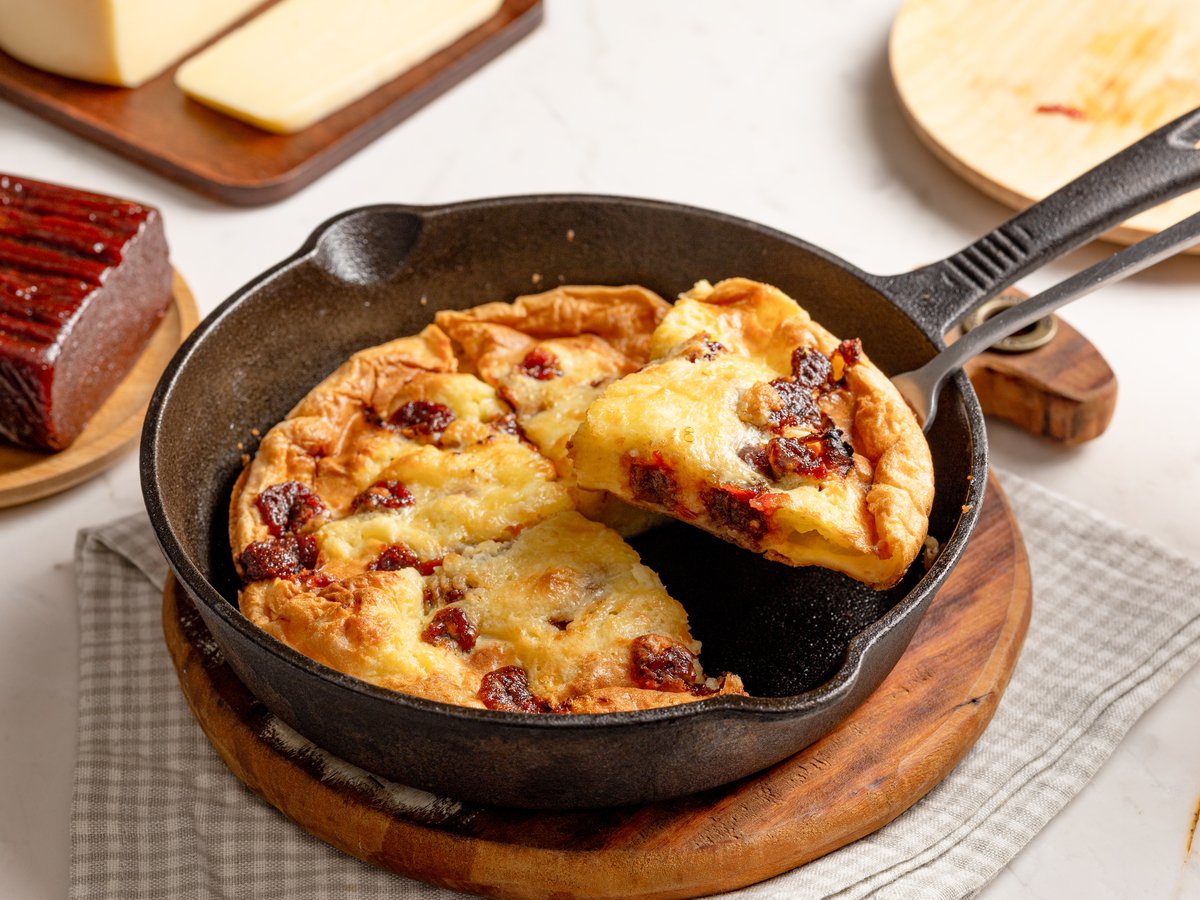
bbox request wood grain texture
[163,472,1030,899]
[891,0,1200,248]
[953,289,1118,444]
[0,0,542,206]
[0,272,199,508]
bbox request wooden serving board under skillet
[0,0,542,206]
[0,271,199,508]
[164,473,1030,899]
[891,0,1200,249]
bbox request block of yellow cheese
[175,0,504,134]
[0,0,263,87]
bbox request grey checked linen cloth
[72,470,1200,899]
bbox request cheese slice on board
[0,0,263,87]
[175,0,503,134]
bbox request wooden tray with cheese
[0,0,542,205]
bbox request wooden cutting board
[163,472,1030,899]
[0,0,542,206]
[891,0,1200,247]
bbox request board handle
[947,287,1117,444]
[880,105,1200,337]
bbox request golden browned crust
[231,276,931,714]
[231,302,743,714]
[437,284,670,365]
[557,674,746,714]
[229,326,528,575]
[572,278,935,589]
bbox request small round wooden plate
[891,0,1200,249]
[164,472,1031,900]
[0,271,199,508]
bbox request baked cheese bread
[231,319,743,713]
[241,511,742,711]
[228,325,569,581]
[571,278,935,589]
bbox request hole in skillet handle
[313,208,424,285]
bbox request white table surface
[2,2,1198,897]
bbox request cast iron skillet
[143,107,1200,809]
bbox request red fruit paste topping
[239,533,320,582]
[684,335,726,362]
[630,634,701,692]
[739,338,864,483]
[421,607,478,652]
[627,451,680,509]
[765,429,854,481]
[518,347,562,380]
[369,543,421,572]
[491,412,524,437]
[738,443,773,478]
[768,378,824,431]
[351,479,413,513]
[422,583,465,612]
[255,481,324,537]
[389,400,455,438]
[790,347,833,389]
[703,484,780,543]
[415,557,443,576]
[833,337,861,369]
[479,666,549,713]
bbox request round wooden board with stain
[0,271,199,507]
[163,472,1030,900]
[891,0,1200,248]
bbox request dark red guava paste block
[0,174,172,451]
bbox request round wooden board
[0,271,199,507]
[891,0,1200,249]
[163,472,1030,899]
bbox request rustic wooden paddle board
[163,472,1030,899]
[891,0,1200,248]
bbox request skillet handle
[879,104,1200,338]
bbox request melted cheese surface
[232,299,741,713]
[572,278,934,589]
[436,285,671,536]
[317,440,571,569]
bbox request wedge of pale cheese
[0,0,262,87]
[175,0,503,134]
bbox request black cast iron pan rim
[143,191,987,730]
